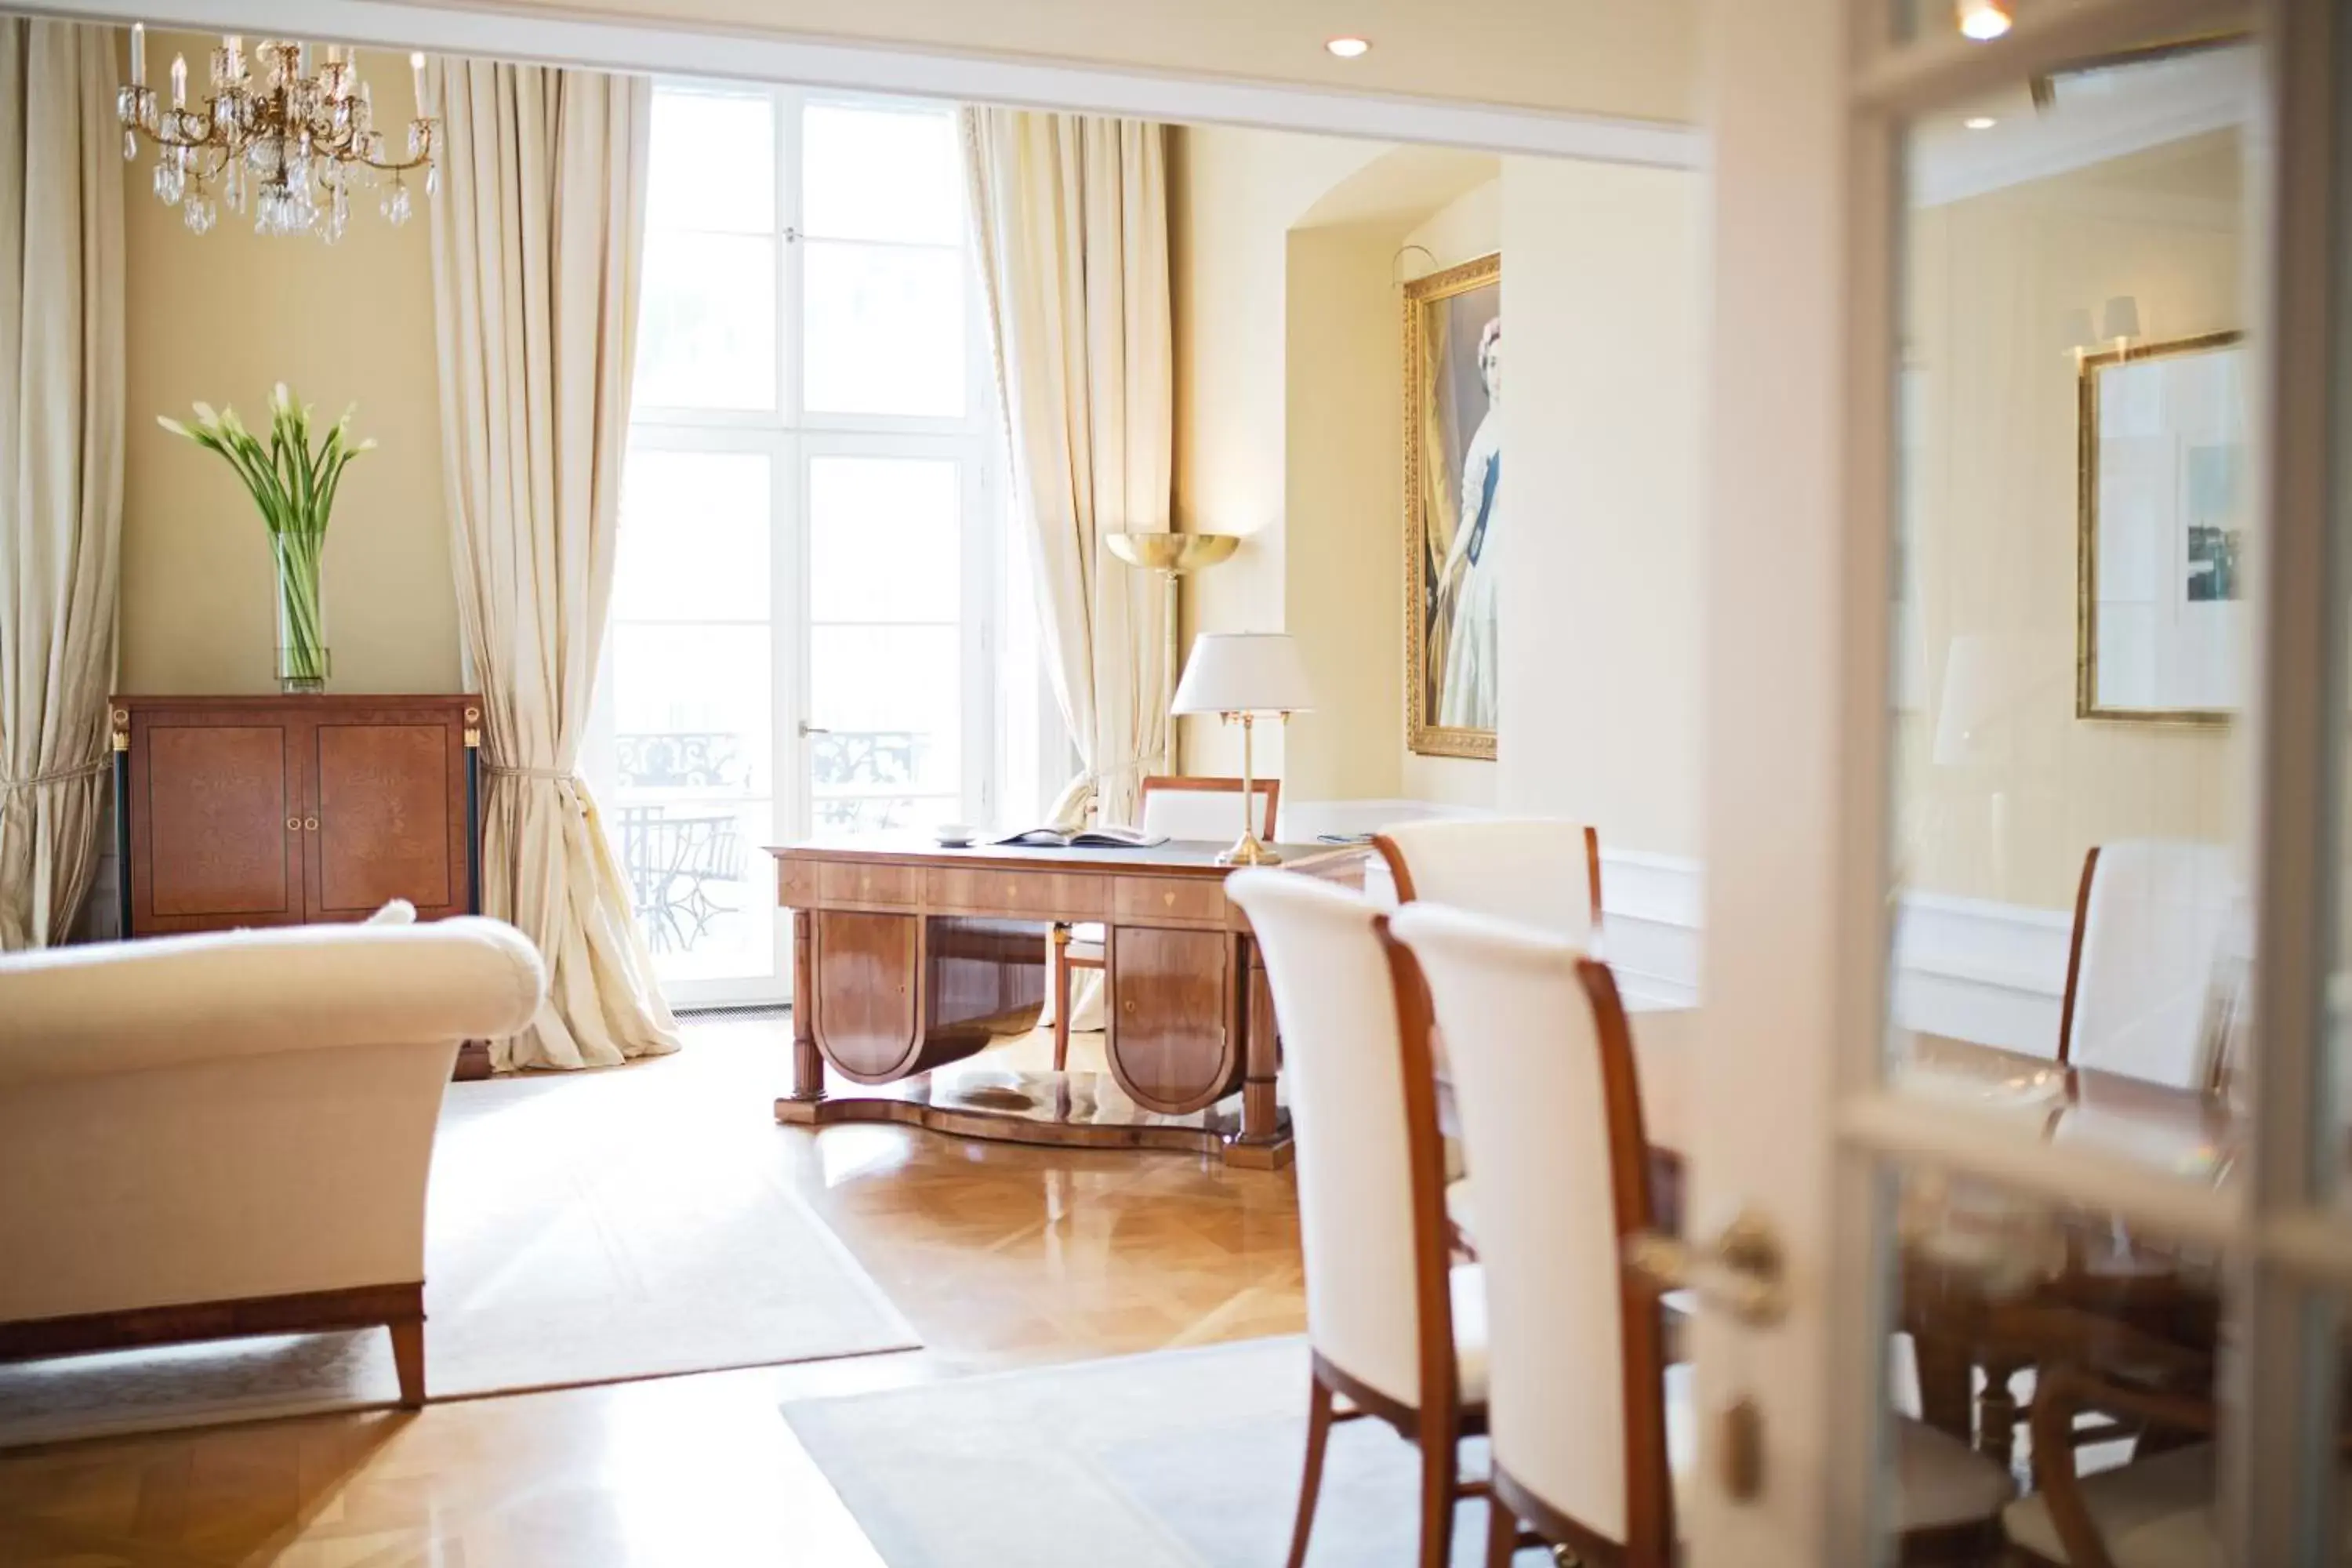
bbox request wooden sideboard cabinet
[110,694,489,1075]
[112,694,482,935]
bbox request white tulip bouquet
[160,384,376,692]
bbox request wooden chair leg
[390,1319,426,1408]
[1485,1486,1519,1568]
[1287,1373,1336,1568]
[1051,925,1073,1073]
[1417,1411,1458,1568]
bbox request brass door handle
[304,817,320,831]
[1625,1210,1787,1327]
[287,816,301,832]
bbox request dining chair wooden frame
[1276,924,1491,1568]
[1396,917,2003,1568]
[1048,775,1280,1069]
[1371,822,1605,933]
[1468,953,1678,1568]
[2054,845,2103,1069]
[2014,1360,2225,1568]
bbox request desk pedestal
[770,846,1301,1169]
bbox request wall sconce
[2101,295,2142,354]
[2063,297,2142,364]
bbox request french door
[590,82,996,1007]
[1693,0,2350,1563]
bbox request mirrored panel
[1882,38,2259,1177]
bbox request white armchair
[0,917,545,1406]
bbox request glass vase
[271,532,330,693]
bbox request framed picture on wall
[1403,252,1501,760]
[2076,328,2248,724]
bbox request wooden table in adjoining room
[768,837,1367,1167]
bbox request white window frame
[611,80,1000,1008]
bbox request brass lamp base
[1218,834,1282,867]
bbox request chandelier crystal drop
[118,27,438,242]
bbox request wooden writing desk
[769,836,1364,1167]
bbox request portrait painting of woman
[1403,254,1501,758]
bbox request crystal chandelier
[118,26,439,241]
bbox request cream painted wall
[1171,131,1707,843]
[121,34,457,696]
[400,0,1697,122]
[1495,157,1704,856]
[1280,223,1404,803]
[1168,125,1385,780]
[1896,135,2244,910]
[1397,181,1501,810]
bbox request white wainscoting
[1284,800,2071,1056]
[1603,851,2071,1054]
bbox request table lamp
[1170,633,1314,866]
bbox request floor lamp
[1103,532,1240,775]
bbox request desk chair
[1049,775,1279,1069]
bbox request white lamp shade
[1171,633,1316,716]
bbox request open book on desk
[992,826,1171,849]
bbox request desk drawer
[818,861,922,907]
[1113,875,1227,926]
[928,866,1104,920]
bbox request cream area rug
[0,1040,917,1447]
[783,1336,1566,1568]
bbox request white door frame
[1697,0,2350,1563]
[22,0,1702,165]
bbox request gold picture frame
[2075,328,2245,725]
[1403,252,1501,760]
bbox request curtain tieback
[0,756,107,794]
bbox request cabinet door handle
[287,816,301,832]
[304,817,320,832]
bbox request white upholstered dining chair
[1224,869,1483,1568]
[1372,817,1604,942]
[2057,840,2240,1090]
[1049,775,1279,1067]
[1392,902,2012,1568]
[1374,816,1605,1255]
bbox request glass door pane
[604,445,784,998]
[1884,37,2258,1160]
[803,450,970,833]
[798,100,968,419]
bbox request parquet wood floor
[0,1016,1307,1566]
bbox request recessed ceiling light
[1326,36,1370,59]
[1964,115,1998,130]
[1955,0,2013,42]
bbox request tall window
[593,85,998,1004]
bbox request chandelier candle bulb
[170,53,185,109]
[411,53,427,116]
[129,24,143,87]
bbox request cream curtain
[961,109,1172,837]
[0,21,123,952]
[427,60,677,1070]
